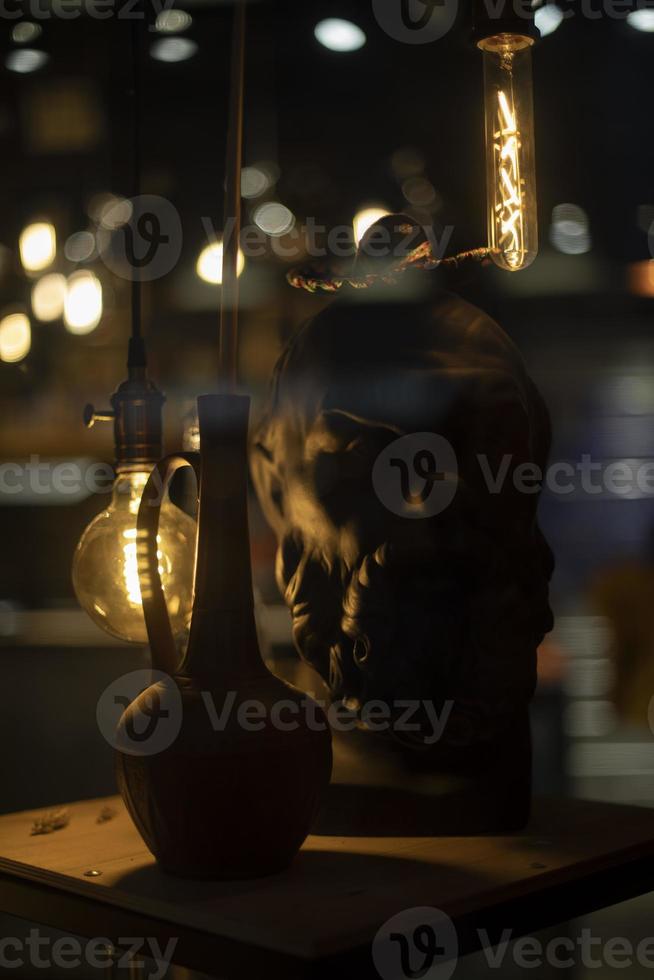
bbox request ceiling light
[150,38,198,62]
[11,22,42,44]
[154,9,192,33]
[550,203,591,255]
[196,241,245,284]
[627,9,654,31]
[241,166,270,199]
[19,222,56,272]
[65,231,96,263]
[314,18,366,52]
[32,274,66,321]
[64,271,103,334]
[88,194,133,231]
[253,202,295,237]
[535,4,564,37]
[353,207,390,246]
[6,49,48,73]
[0,313,31,363]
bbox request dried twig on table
[96,805,117,824]
[30,808,70,836]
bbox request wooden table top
[1,794,654,978]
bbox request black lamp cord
[128,3,146,373]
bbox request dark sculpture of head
[252,274,554,758]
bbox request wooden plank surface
[1,794,654,973]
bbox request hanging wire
[218,0,246,390]
[128,2,145,369]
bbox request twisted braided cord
[286,243,490,294]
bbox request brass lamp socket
[84,368,166,470]
[111,370,166,470]
[471,0,537,46]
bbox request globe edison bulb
[478,34,537,272]
[72,470,196,644]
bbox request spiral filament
[479,35,537,272]
[495,87,524,269]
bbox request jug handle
[136,452,200,676]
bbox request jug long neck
[182,393,264,685]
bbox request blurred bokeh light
[353,206,390,245]
[196,241,245,284]
[31,274,66,322]
[19,223,56,273]
[0,313,31,363]
[314,18,366,52]
[63,271,102,334]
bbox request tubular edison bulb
[72,470,196,644]
[479,34,537,271]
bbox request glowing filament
[479,35,537,272]
[123,528,165,606]
[493,89,525,270]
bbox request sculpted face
[252,289,554,751]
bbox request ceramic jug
[115,393,333,878]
